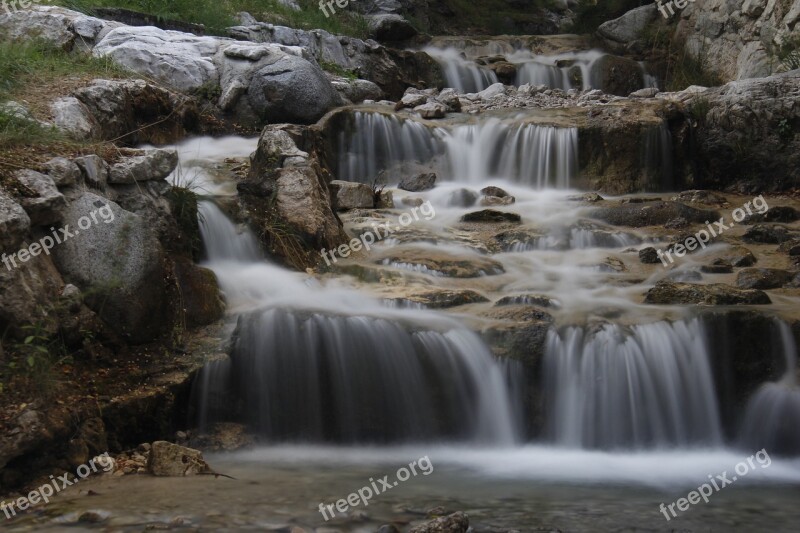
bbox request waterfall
[738,321,800,456]
[423,47,499,93]
[642,121,674,191]
[335,113,578,188]
[543,319,724,450]
[198,201,261,262]
[193,197,522,445]
[441,119,578,188]
[336,111,444,183]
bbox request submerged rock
[331,180,375,210]
[736,268,795,290]
[644,281,771,305]
[461,210,521,223]
[399,173,437,192]
[410,511,469,533]
[590,202,719,228]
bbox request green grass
[55,0,370,38]
[319,60,357,80]
[664,43,723,91]
[0,39,128,101]
[0,40,128,150]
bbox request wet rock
[331,181,375,210]
[333,78,383,104]
[630,88,659,98]
[478,83,506,101]
[735,268,795,290]
[713,245,758,267]
[701,259,734,274]
[671,190,728,206]
[378,250,504,278]
[742,206,799,224]
[399,173,437,192]
[778,239,800,256]
[108,149,179,184]
[415,102,447,119]
[398,92,428,109]
[664,217,689,229]
[0,191,31,252]
[480,195,515,206]
[435,88,461,112]
[644,281,771,305]
[591,257,627,273]
[743,224,796,244]
[44,157,81,187]
[447,188,479,207]
[664,269,703,282]
[148,441,209,477]
[409,511,469,533]
[377,526,401,533]
[638,247,660,264]
[567,192,604,203]
[480,186,511,198]
[495,294,559,309]
[387,289,489,309]
[590,202,719,228]
[461,210,521,223]
[403,197,426,208]
[173,258,225,327]
[591,54,646,97]
[377,190,394,209]
[14,169,66,226]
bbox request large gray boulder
[0,191,31,252]
[93,26,220,92]
[108,149,179,184]
[366,14,418,42]
[52,192,169,342]
[51,97,97,140]
[597,5,657,45]
[247,54,342,124]
[331,180,374,210]
[15,170,66,226]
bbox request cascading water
[193,200,522,445]
[642,121,675,191]
[543,319,724,450]
[738,320,800,455]
[424,46,658,93]
[336,111,444,183]
[441,119,578,188]
[423,47,499,93]
[336,112,578,188]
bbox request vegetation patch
[56,0,370,38]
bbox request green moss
[319,60,358,81]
